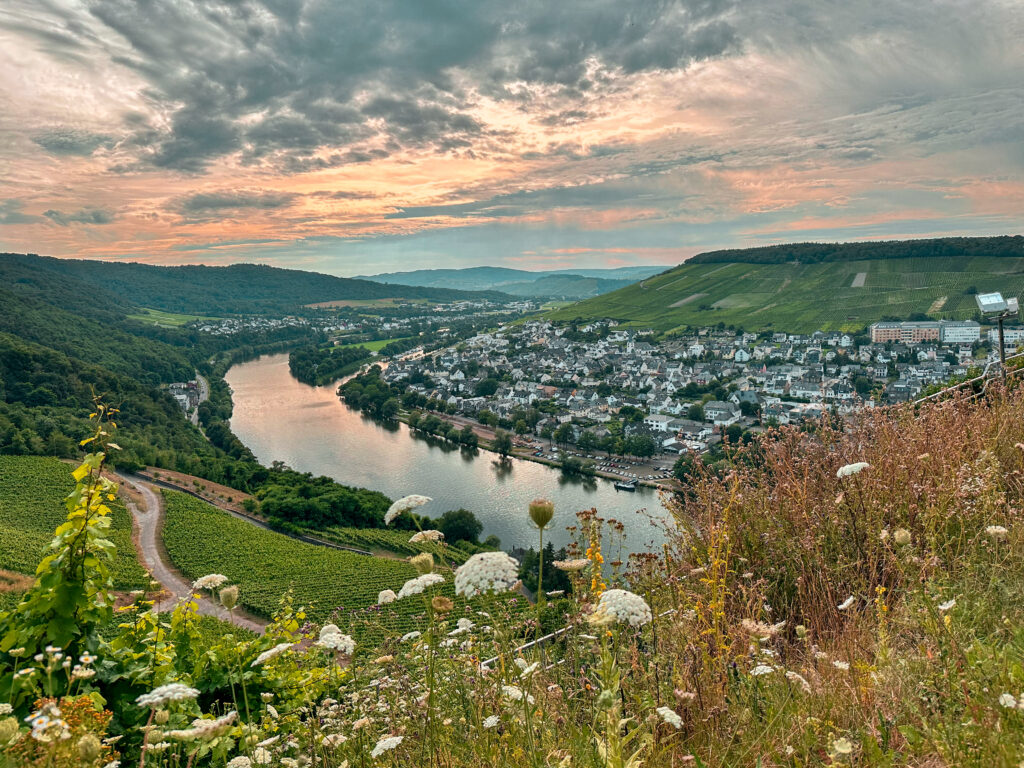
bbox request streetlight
[976,292,1020,378]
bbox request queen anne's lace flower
[986,525,1009,539]
[501,685,535,704]
[317,625,355,654]
[656,706,683,729]
[400,631,422,642]
[409,529,444,543]
[378,589,397,604]
[552,559,590,572]
[595,589,653,627]
[750,664,775,676]
[483,715,500,728]
[251,643,293,668]
[192,574,229,590]
[226,757,252,768]
[136,682,200,709]
[370,734,404,758]
[837,596,855,611]
[397,573,445,599]
[836,462,870,478]
[454,552,521,597]
[384,495,431,525]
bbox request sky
[1,1,1022,277]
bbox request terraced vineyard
[318,526,477,563]
[0,456,148,590]
[161,492,515,642]
[548,255,1024,333]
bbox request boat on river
[614,480,637,492]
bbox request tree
[493,429,513,456]
[475,378,500,397]
[554,422,575,446]
[381,397,400,420]
[514,419,530,435]
[673,451,698,482]
[459,424,479,448]
[437,508,483,544]
[687,403,705,421]
[724,424,743,444]
[739,400,760,418]
[576,430,598,453]
[406,410,421,429]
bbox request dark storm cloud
[42,207,115,226]
[74,0,739,172]
[33,128,112,156]
[170,189,299,220]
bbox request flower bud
[410,552,434,575]
[220,585,239,610]
[154,709,169,725]
[893,528,912,546]
[78,733,102,762]
[795,624,808,639]
[431,596,453,613]
[0,718,18,745]
[529,498,555,529]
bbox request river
[225,353,671,555]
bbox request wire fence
[913,350,1024,405]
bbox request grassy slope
[160,491,506,642]
[548,255,1024,333]
[0,456,148,590]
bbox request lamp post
[976,293,1020,380]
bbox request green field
[161,492,504,642]
[335,336,413,353]
[317,525,478,562]
[547,256,1024,333]
[127,307,215,327]
[0,456,148,589]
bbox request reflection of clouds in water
[226,353,667,555]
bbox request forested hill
[0,253,506,315]
[689,235,1024,265]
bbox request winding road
[116,472,267,634]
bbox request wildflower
[502,685,536,704]
[397,572,445,599]
[410,552,434,574]
[831,737,854,756]
[741,618,781,639]
[454,552,521,597]
[519,662,540,678]
[750,664,774,676]
[378,589,397,605]
[432,596,454,612]
[553,558,590,572]
[401,631,422,642]
[0,704,10,716]
[837,596,855,611]
[938,599,956,612]
[656,706,683,729]
[879,529,889,541]
[253,747,273,765]
[220,584,239,610]
[226,757,252,768]
[833,661,850,671]
[986,525,1009,539]
[483,715,500,729]
[136,682,200,708]
[528,498,555,529]
[103,762,121,768]
[192,574,229,590]
[595,589,653,627]
[371,734,404,758]
[79,653,96,665]
[836,462,870,478]
[266,705,279,719]
[893,528,912,546]
[546,590,565,597]
[785,671,812,693]
[252,642,294,667]
[457,617,474,632]
[999,693,1017,708]
[261,693,274,702]
[409,529,444,543]
[384,495,431,525]
[318,626,356,655]
[322,733,347,747]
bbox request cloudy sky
[1,0,1022,275]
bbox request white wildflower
[409,530,444,543]
[322,733,347,747]
[595,589,653,627]
[377,589,397,605]
[226,758,252,768]
[401,631,422,643]
[192,574,229,590]
[893,528,912,546]
[938,599,956,612]
[0,704,10,716]
[457,617,474,632]
[370,734,404,758]
[836,462,870,478]
[454,552,521,597]
[502,685,536,704]
[384,495,431,525]
[397,573,445,599]
[483,715,500,729]
[986,525,1009,539]
[833,661,850,671]
[251,642,293,667]
[317,626,355,655]
[519,662,540,678]
[135,682,200,709]
[750,664,774,676]
[837,596,855,611]
[999,692,1017,709]
[785,671,812,693]
[656,706,683,729]
[552,558,590,572]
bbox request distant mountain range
[357,265,665,298]
[0,253,504,315]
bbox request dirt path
[116,472,267,634]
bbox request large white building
[939,320,981,344]
[988,327,1024,345]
